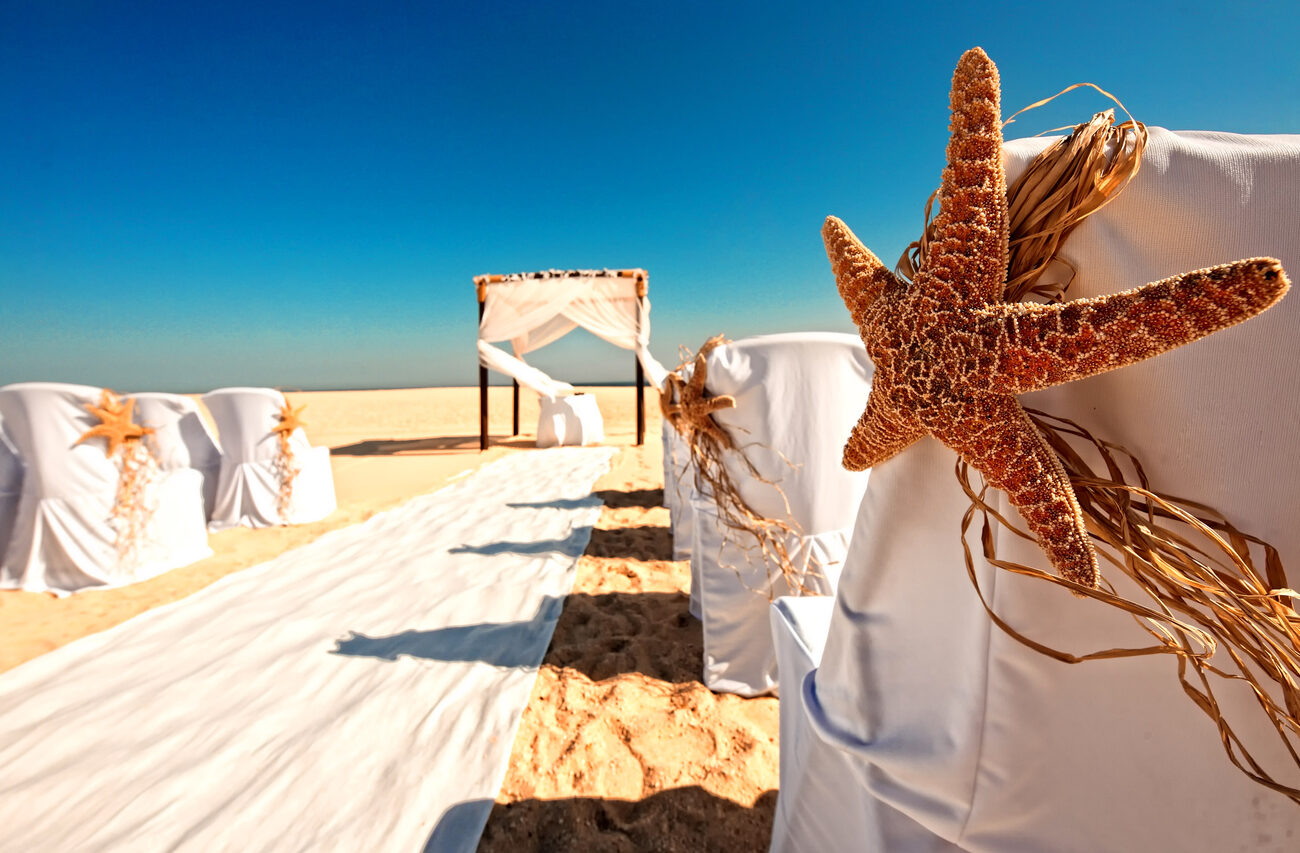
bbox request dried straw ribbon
[900,97,1300,801]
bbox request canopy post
[512,380,520,436]
[478,290,488,451]
[636,278,647,446]
[635,355,645,446]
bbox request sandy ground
[0,384,779,849]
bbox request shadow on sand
[331,435,537,455]
[331,591,700,684]
[422,787,778,852]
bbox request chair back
[201,387,304,464]
[0,382,119,501]
[128,392,222,471]
[704,332,873,534]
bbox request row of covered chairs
[0,384,335,595]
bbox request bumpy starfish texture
[825,47,1290,587]
[77,391,153,458]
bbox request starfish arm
[823,216,899,321]
[924,47,1009,307]
[939,395,1099,587]
[842,387,926,471]
[977,258,1290,395]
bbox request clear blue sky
[2,0,1296,391]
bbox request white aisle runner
[0,446,616,853]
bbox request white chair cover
[769,597,959,853]
[202,388,336,530]
[0,382,212,595]
[792,130,1300,851]
[689,332,873,696]
[127,392,222,520]
[662,421,699,614]
[536,393,604,448]
[0,423,23,572]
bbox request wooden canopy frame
[474,268,649,451]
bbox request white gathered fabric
[477,275,670,395]
[791,130,1300,852]
[768,596,960,853]
[535,393,604,448]
[0,382,211,595]
[689,332,873,696]
[0,424,23,575]
[202,388,336,531]
[127,392,223,520]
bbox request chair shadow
[594,487,664,509]
[330,596,565,668]
[331,435,537,455]
[449,528,594,557]
[423,787,778,852]
[584,526,673,561]
[506,489,662,512]
[331,591,702,684]
[451,526,671,562]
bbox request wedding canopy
[474,268,669,449]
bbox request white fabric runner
[0,446,615,853]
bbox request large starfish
[76,390,153,458]
[825,47,1290,587]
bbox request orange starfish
[824,47,1290,587]
[271,399,307,439]
[76,390,153,458]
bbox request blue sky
[2,0,1297,391]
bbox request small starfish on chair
[664,340,736,446]
[271,400,307,439]
[76,391,153,458]
[824,47,1290,587]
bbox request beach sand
[0,384,779,849]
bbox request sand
[0,384,779,850]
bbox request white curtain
[477,275,669,394]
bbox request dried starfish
[76,391,153,458]
[665,340,736,446]
[824,47,1290,587]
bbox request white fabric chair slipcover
[787,130,1300,851]
[689,332,873,696]
[536,393,604,448]
[0,422,23,572]
[202,388,336,530]
[0,382,212,595]
[769,597,959,853]
[127,392,222,520]
[663,421,699,613]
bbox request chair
[0,422,22,571]
[778,130,1300,851]
[662,420,699,613]
[0,382,212,594]
[688,332,873,696]
[126,392,223,520]
[201,388,336,530]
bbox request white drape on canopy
[477,271,670,395]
